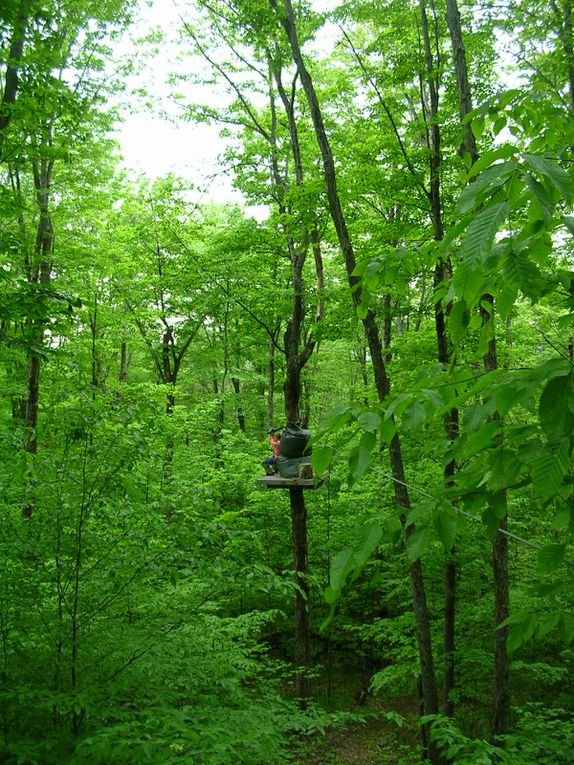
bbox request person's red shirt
[269,435,280,457]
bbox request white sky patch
[111,0,242,203]
[111,0,334,215]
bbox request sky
[114,0,242,203]
[113,0,333,205]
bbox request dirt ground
[293,694,421,765]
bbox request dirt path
[293,696,420,765]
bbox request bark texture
[446,0,510,740]
[277,1,441,757]
[290,486,309,703]
[420,0,459,716]
[0,0,33,158]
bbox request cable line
[372,468,574,568]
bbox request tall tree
[445,0,510,741]
[273,0,442,757]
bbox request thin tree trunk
[25,157,54,456]
[276,2,441,757]
[267,334,276,428]
[445,0,478,164]
[267,53,321,704]
[0,0,32,159]
[231,377,246,432]
[290,486,309,703]
[481,298,510,742]
[420,0,460,717]
[21,155,54,518]
[446,0,510,740]
[119,341,129,382]
[382,292,392,364]
[353,340,370,405]
[491,515,510,741]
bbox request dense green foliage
[1,0,574,762]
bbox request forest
[1,0,574,763]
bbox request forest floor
[292,691,421,765]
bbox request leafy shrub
[505,704,574,765]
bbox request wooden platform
[257,473,327,489]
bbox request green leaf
[524,173,555,222]
[536,543,566,576]
[494,378,527,417]
[401,400,426,431]
[460,202,510,268]
[482,503,502,541]
[493,116,507,136]
[455,419,501,460]
[358,411,381,432]
[489,491,508,521]
[351,523,384,576]
[386,392,413,419]
[531,439,570,503]
[406,525,433,563]
[320,603,337,631]
[383,514,403,544]
[467,145,516,180]
[523,154,574,203]
[311,445,333,476]
[471,114,485,140]
[360,429,377,453]
[537,612,561,640]
[507,612,537,653]
[453,261,483,306]
[406,499,435,529]
[432,507,457,550]
[327,548,354,600]
[324,523,384,612]
[380,417,397,443]
[447,300,470,344]
[324,586,338,606]
[456,160,516,215]
[322,404,352,429]
[539,373,574,440]
[501,251,542,301]
[348,443,372,483]
[487,449,522,492]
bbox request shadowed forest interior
[1,0,574,763]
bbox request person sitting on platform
[263,428,282,475]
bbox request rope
[372,467,574,568]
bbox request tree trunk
[446,0,510,740]
[354,339,370,405]
[491,516,510,741]
[481,297,510,743]
[231,377,246,432]
[290,486,309,704]
[277,1,441,757]
[0,0,32,159]
[267,334,276,428]
[25,157,54,457]
[445,0,479,164]
[21,156,54,517]
[420,0,460,716]
[382,292,392,364]
[119,341,129,383]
